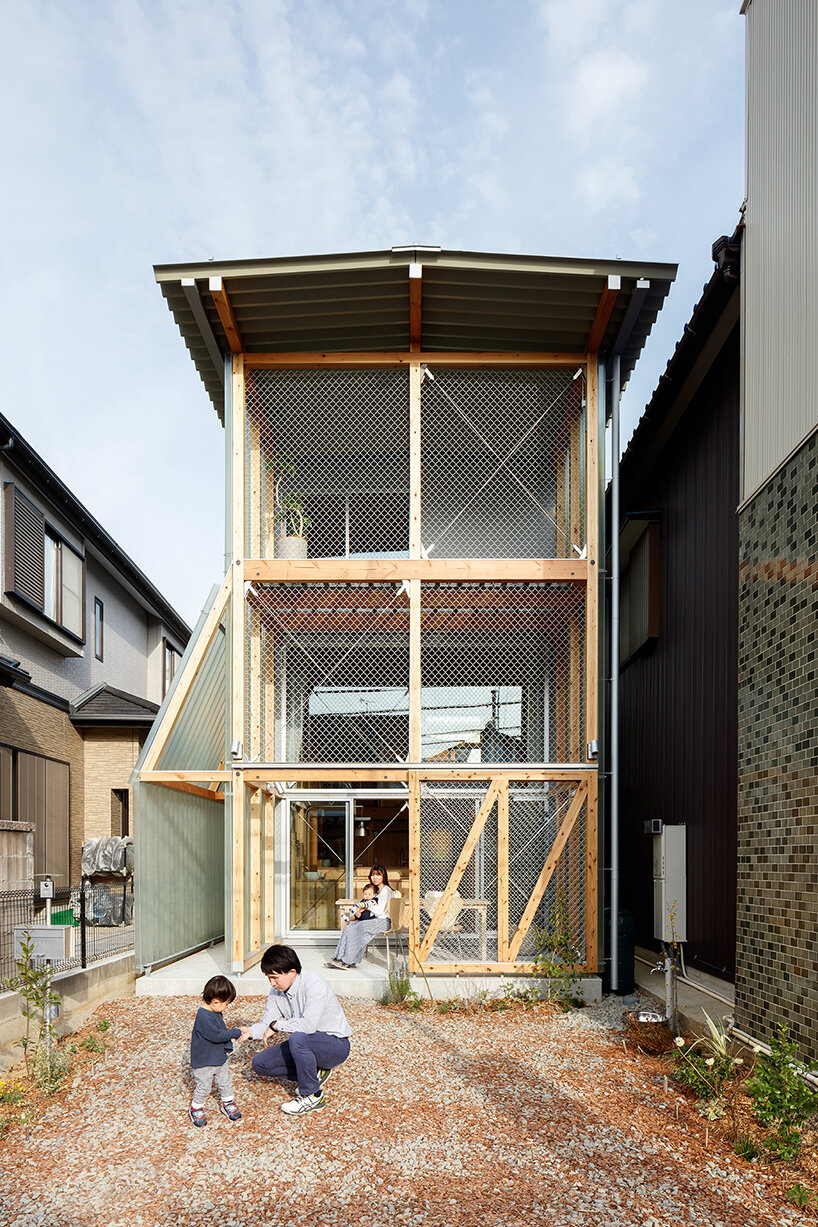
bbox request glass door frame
[277,787,409,940]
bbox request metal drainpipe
[610,354,621,992]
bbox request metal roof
[154,246,677,421]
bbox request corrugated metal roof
[154,247,677,421]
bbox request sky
[0,0,745,629]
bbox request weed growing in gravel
[96,1018,110,1033]
[531,891,584,1010]
[785,1184,813,1210]
[747,1024,818,1161]
[81,1035,105,1054]
[0,1079,25,1106]
[34,1045,69,1095]
[733,1132,760,1161]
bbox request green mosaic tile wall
[736,429,818,1057]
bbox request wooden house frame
[135,248,675,975]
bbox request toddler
[189,975,250,1127]
[344,882,378,924]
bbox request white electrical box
[13,925,74,962]
[653,824,687,942]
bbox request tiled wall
[736,428,818,1056]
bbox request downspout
[610,353,621,992]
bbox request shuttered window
[3,483,85,642]
[4,484,45,608]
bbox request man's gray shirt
[251,970,352,1040]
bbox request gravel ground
[0,994,805,1227]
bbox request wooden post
[230,353,247,969]
[408,772,421,973]
[585,773,599,970]
[249,785,262,953]
[263,791,276,943]
[409,580,421,762]
[497,777,509,962]
[585,359,598,754]
[409,359,422,558]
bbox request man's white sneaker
[280,1093,325,1116]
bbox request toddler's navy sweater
[190,1007,242,1069]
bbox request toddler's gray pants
[191,1061,233,1106]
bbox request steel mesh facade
[245,368,410,559]
[421,368,585,560]
[421,583,585,764]
[246,583,410,763]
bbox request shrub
[34,1044,70,1095]
[747,1023,818,1161]
[532,891,583,1009]
[382,956,412,1005]
[733,1132,760,1161]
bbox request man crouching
[250,944,352,1115]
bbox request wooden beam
[409,263,422,352]
[412,962,566,974]
[497,778,509,962]
[585,276,620,354]
[245,558,587,584]
[140,571,231,773]
[244,351,587,370]
[585,358,599,753]
[140,770,231,783]
[242,767,594,783]
[507,780,588,961]
[210,276,244,354]
[419,780,500,962]
[138,778,225,803]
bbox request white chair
[421,890,464,958]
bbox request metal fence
[0,881,135,982]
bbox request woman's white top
[368,884,393,919]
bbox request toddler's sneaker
[189,1105,207,1127]
[220,1099,242,1123]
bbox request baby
[344,882,378,924]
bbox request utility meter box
[13,925,74,962]
[653,824,687,942]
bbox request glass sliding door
[288,799,350,932]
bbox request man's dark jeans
[252,1030,350,1097]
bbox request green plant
[698,1098,726,1121]
[733,1132,760,1161]
[382,956,412,1005]
[3,932,60,1075]
[81,1035,105,1054]
[747,1023,818,1161]
[34,1044,69,1095]
[96,1018,110,1033]
[270,457,312,538]
[786,1184,813,1210]
[0,1079,25,1106]
[401,989,423,1012]
[671,1015,743,1099]
[0,1115,8,1139]
[531,891,584,1009]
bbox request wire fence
[0,881,134,982]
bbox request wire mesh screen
[420,367,586,560]
[245,369,410,559]
[419,782,498,965]
[507,780,586,964]
[420,583,586,765]
[245,584,410,763]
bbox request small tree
[4,932,60,1076]
[747,1023,818,1160]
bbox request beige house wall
[82,728,145,843]
[0,689,84,880]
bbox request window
[3,484,85,641]
[111,788,129,837]
[619,521,660,665]
[162,638,181,698]
[94,598,104,661]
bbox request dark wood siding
[619,329,739,978]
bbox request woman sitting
[327,865,393,969]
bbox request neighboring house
[0,411,190,886]
[134,245,676,975]
[736,0,818,1056]
[616,228,741,983]
[617,0,818,1058]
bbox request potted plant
[267,457,312,559]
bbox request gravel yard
[0,995,807,1227]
